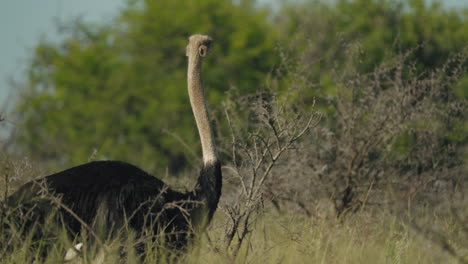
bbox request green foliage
[276,0,468,167]
[15,0,277,172]
[280,0,468,73]
[13,0,468,173]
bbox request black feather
[4,160,221,251]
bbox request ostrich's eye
[199,45,208,57]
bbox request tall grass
[1,209,465,263]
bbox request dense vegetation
[1,0,467,263]
[14,0,277,172]
[11,0,468,172]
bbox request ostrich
[3,34,221,254]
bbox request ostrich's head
[186,34,213,58]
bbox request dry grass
[1,208,466,263]
[1,148,466,263]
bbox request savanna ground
[1,0,468,263]
[0,157,466,264]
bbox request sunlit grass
[0,141,465,263]
[1,206,465,263]
[186,212,463,264]
[1,150,465,263]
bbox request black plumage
[5,160,221,249]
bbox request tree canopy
[15,0,277,172]
[13,0,467,173]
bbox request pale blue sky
[0,0,467,110]
[0,0,125,111]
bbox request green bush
[15,0,277,172]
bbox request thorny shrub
[210,86,321,257]
[208,43,467,260]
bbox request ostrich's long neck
[188,49,221,224]
[187,54,217,164]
